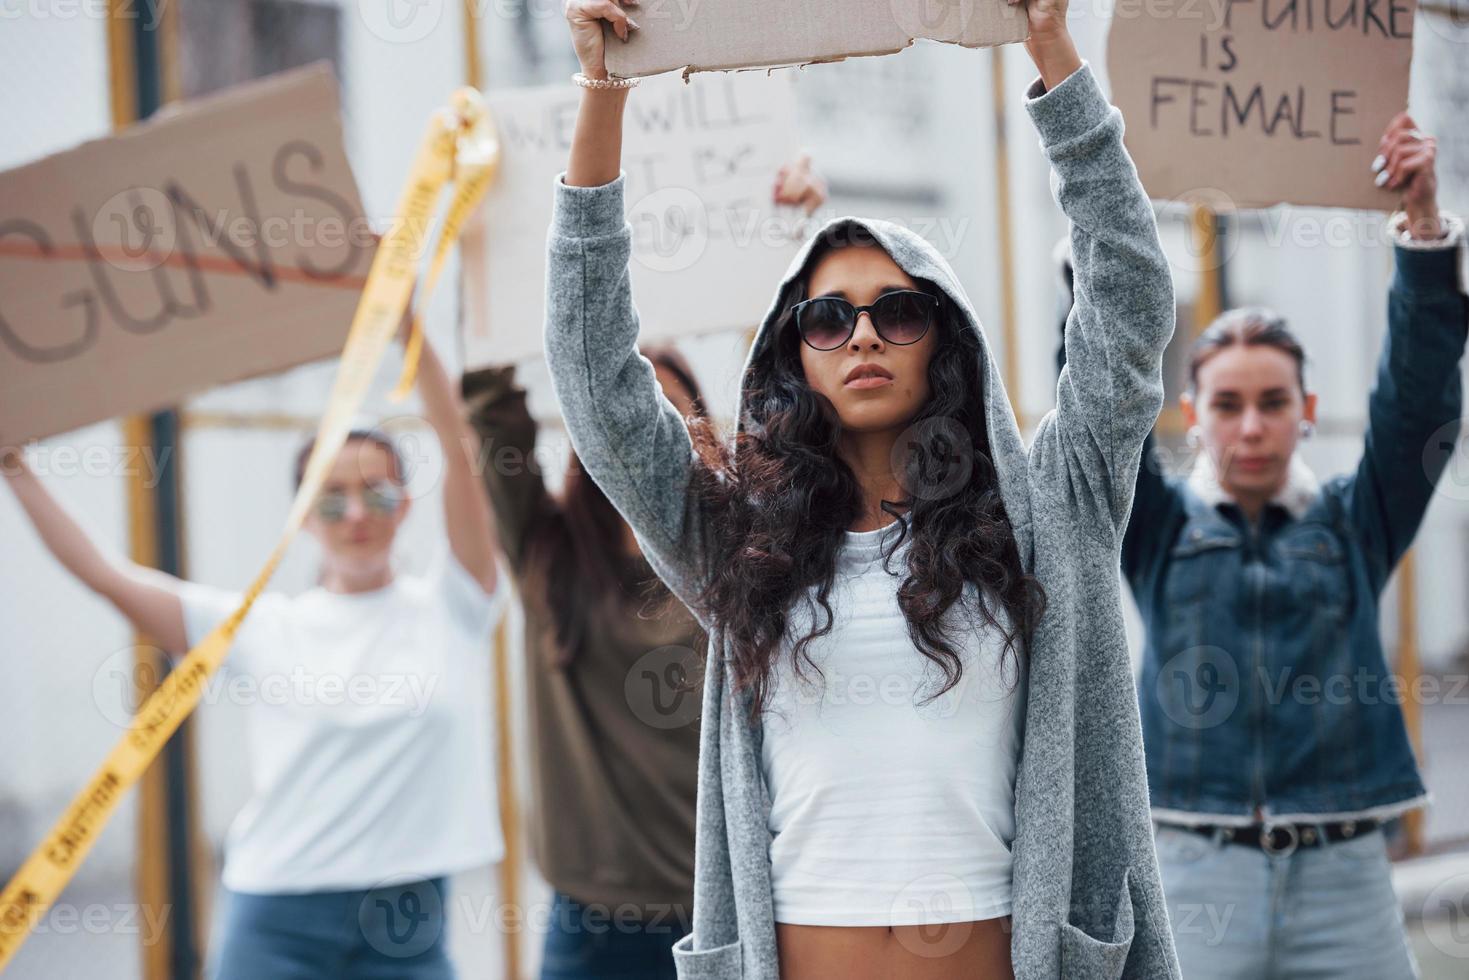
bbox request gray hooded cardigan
[542,62,1182,980]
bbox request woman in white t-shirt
[3,332,507,979]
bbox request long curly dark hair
[685,237,1047,718]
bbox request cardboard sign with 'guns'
[0,64,374,445]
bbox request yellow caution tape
[392,89,501,401]
[0,89,501,972]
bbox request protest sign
[603,0,1027,79]
[1108,0,1416,209]
[464,71,802,368]
[0,63,374,445]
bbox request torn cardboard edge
[605,0,1029,80]
[1146,186,1398,214]
[661,37,1019,84]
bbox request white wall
[0,0,136,895]
[0,10,148,979]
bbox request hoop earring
[1185,426,1203,451]
[1299,419,1316,440]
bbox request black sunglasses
[791,289,938,351]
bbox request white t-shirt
[761,521,1026,926]
[179,551,508,894]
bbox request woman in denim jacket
[1097,116,1466,978]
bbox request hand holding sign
[1375,113,1442,240]
[1007,0,1081,92]
[1015,0,1067,43]
[566,0,640,80]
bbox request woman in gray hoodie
[542,0,1181,976]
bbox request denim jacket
[1124,229,1468,823]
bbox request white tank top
[760,521,1025,926]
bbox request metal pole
[1191,204,1224,330]
[109,0,202,975]
[458,3,525,976]
[1396,554,1425,856]
[990,49,1022,422]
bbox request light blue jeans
[208,877,455,980]
[1154,824,1418,979]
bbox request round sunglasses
[314,480,404,523]
[792,289,938,352]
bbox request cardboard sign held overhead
[1107,0,1416,210]
[463,71,802,369]
[604,0,1027,79]
[0,63,374,445]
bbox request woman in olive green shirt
[463,348,706,980]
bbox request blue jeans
[1155,825,1418,979]
[210,878,454,980]
[540,891,681,980]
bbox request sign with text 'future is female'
[1108,0,1415,210]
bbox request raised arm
[539,0,713,610]
[3,448,189,653]
[1006,0,1174,536]
[466,0,638,572]
[413,334,502,594]
[1345,117,1468,589]
[564,0,636,187]
[461,365,554,572]
[1051,251,1182,587]
[1024,60,1175,536]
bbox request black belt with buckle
[1164,819,1381,857]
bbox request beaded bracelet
[573,71,639,90]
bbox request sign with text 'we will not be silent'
[1107,0,1416,210]
[464,71,802,368]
